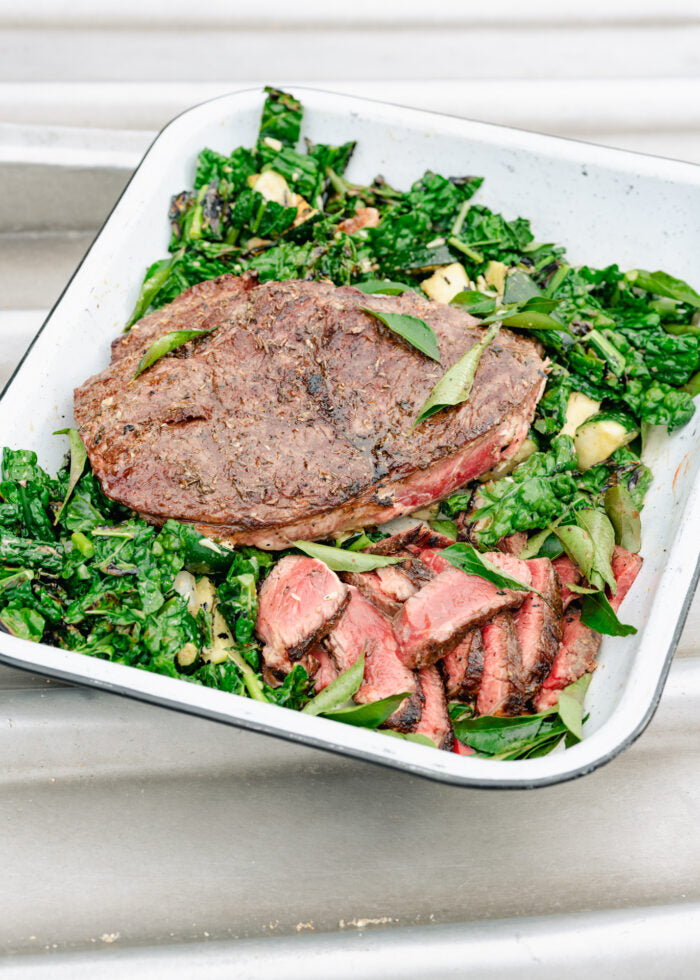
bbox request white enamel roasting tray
[1,87,699,788]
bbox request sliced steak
[477,612,528,716]
[364,522,455,555]
[415,667,455,751]
[75,275,548,549]
[552,555,583,609]
[609,546,643,612]
[533,608,601,711]
[342,550,433,617]
[256,555,349,680]
[440,629,485,700]
[454,739,476,756]
[311,645,339,693]
[497,532,527,556]
[513,557,563,696]
[393,556,530,669]
[324,586,422,732]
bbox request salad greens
[2,86,699,758]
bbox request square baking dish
[1,86,699,788]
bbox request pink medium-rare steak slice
[256,555,349,680]
[415,667,455,751]
[477,612,528,716]
[324,586,422,732]
[552,555,583,610]
[310,645,340,693]
[440,629,485,701]
[394,551,532,669]
[609,546,643,611]
[533,608,602,711]
[513,557,563,696]
[74,274,548,549]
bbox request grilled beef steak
[415,666,454,750]
[311,645,340,693]
[394,551,531,669]
[533,608,602,711]
[477,612,528,716]
[324,586,423,732]
[256,555,348,680]
[513,557,563,697]
[74,274,547,548]
[440,629,485,700]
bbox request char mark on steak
[496,532,528,556]
[393,552,531,670]
[477,612,528,717]
[513,557,563,697]
[440,628,485,701]
[415,666,455,751]
[533,608,601,711]
[74,274,548,549]
[324,586,423,732]
[256,555,349,681]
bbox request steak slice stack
[74,273,548,549]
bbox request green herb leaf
[322,691,410,729]
[133,328,213,378]
[293,540,403,572]
[0,568,33,592]
[499,310,570,332]
[415,321,501,424]
[428,519,458,540]
[556,673,592,740]
[53,428,88,524]
[575,509,617,593]
[555,510,616,593]
[382,730,437,747]
[355,280,414,295]
[441,543,533,593]
[503,270,541,304]
[362,308,441,362]
[126,251,183,329]
[566,583,599,595]
[302,652,365,716]
[627,269,700,308]
[604,485,642,553]
[580,591,637,637]
[450,291,498,316]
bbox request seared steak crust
[74,274,547,549]
[514,557,563,697]
[440,629,485,701]
[477,612,528,717]
[415,666,455,751]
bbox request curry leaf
[302,652,365,716]
[53,428,88,524]
[580,591,637,637]
[126,251,183,329]
[556,673,592,740]
[382,730,437,747]
[293,540,403,572]
[450,291,498,316]
[415,321,501,424]
[322,691,410,729]
[604,485,642,553]
[361,308,441,362]
[441,543,533,593]
[355,280,414,295]
[575,509,617,593]
[134,328,213,378]
[627,269,700,308]
[499,310,570,332]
